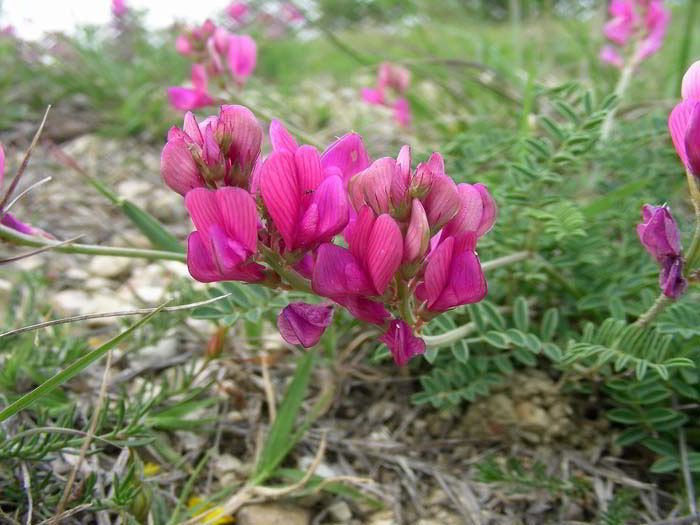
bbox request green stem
[684,171,700,270]
[258,244,312,294]
[600,52,641,141]
[481,250,531,271]
[398,278,414,324]
[0,224,186,262]
[423,322,476,348]
[634,293,672,328]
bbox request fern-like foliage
[562,318,692,380]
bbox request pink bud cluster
[361,62,413,127]
[169,20,256,111]
[161,105,496,366]
[599,0,669,69]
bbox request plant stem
[398,278,414,324]
[258,244,312,294]
[423,322,476,348]
[481,250,531,271]
[600,54,640,141]
[634,293,672,328]
[684,171,700,270]
[0,224,186,262]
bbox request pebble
[51,289,90,315]
[328,501,352,522]
[130,337,178,368]
[88,255,132,278]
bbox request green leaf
[606,408,640,424]
[451,341,469,363]
[252,349,314,484]
[650,456,680,473]
[424,346,439,364]
[542,343,562,362]
[513,296,529,332]
[191,306,226,319]
[480,301,506,330]
[615,427,647,446]
[483,331,511,349]
[540,308,559,342]
[512,347,537,367]
[0,306,165,422]
[642,438,677,457]
[468,303,486,333]
[493,355,514,374]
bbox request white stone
[51,289,90,315]
[88,256,132,278]
[328,502,352,522]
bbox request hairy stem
[0,224,186,262]
[600,53,640,141]
[259,244,312,294]
[481,250,531,271]
[634,293,672,328]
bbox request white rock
[0,279,12,303]
[130,337,178,368]
[65,268,89,280]
[80,294,135,325]
[88,256,132,278]
[51,289,89,315]
[237,503,310,525]
[328,502,352,522]
[117,180,152,201]
[85,277,114,291]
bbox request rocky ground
[1,134,665,524]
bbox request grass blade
[0,304,166,422]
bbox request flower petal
[379,320,425,366]
[260,150,300,250]
[216,186,259,254]
[431,249,487,311]
[269,120,298,152]
[366,214,403,294]
[295,145,323,206]
[320,132,372,184]
[421,235,454,307]
[684,102,700,177]
[474,184,497,237]
[335,295,390,324]
[219,104,263,173]
[669,100,695,168]
[681,60,700,101]
[277,302,334,347]
[442,183,484,238]
[161,137,205,196]
[421,174,460,233]
[403,199,430,263]
[298,174,349,247]
[312,243,374,298]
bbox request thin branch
[0,223,186,262]
[0,293,232,339]
[1,235,83,264]
[261,354,277,425]
[3,176,52,212]
[0,106,51,212]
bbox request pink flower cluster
[362,62,413,127]
[161,105,495,366]
[111,0,127,19]
[169,20,256,111]
[600,0,669,68]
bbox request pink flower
[277,302,333,347]
[167,64,216,111]
[394,97,412,127]
[378,62,411,94]
[669,61,700,177]
[185,187,265,283]
[312,205,403,323]
[636,204,682,262]
[361,87,384,105]
[415,234,487,312]
[603,0,638,46]
[600,45,623,68]
[227,34,256,84]
[380,320,425,366]
[282,2,304,23]
[227,2,249,23]
[634,0,669,61]
[112,0,127,18]
[636,204,687,299]
[161,105,263,195]
[176,35,193,56]
[260,145,350,252]
[441,183,496,241]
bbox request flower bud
[403,199,430,264]
[636,204,682,262]
[660,257,688,299]
[379,320,425,366]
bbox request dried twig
[1,235,83,264]
[20,461,33,525]
[54,350,113,523]
[0,106,51,212]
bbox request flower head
[227,34,256,85]
[167,64,215,111]
[227,2,249,23]
[112,0,127,18]
[277,302,333,347]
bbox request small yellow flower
[143,462,161,477]
[187,496,234,524]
